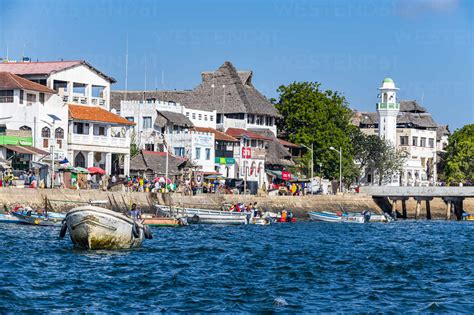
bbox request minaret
[377,78,400,145]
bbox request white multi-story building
[0,60,133,175]
[357,78,440,186]
[0,71,68,169]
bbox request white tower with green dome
[377,77,400,145]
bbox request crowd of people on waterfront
[124,176,177,193]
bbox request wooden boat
[60,206,152,250]
[142,216,187,227]
[251,217,273,225]
[308,211,367,224]
[11,206,65,226]
[156,205,248,225]
[0,212,23,224]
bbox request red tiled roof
[0,72,56,94]
[0,61,82,75]
[68,104,134,125]
[0,60,116,83]
[191,127,239,142]
[225,128,272,141]
[142,151,167,156]
[278,138,302,148]
[2,145,49,155]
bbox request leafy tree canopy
[443,124,474,185]
[275,82,355,182]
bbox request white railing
[91,97,107,106]
[222,118,246,130]
[72,95,88,105]
[62,95,70,103]
[70,133,129,148]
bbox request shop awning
[266,169,298,181]
[2,145,49,155]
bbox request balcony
[377,102,400,110]
[91,97,106,106]
[218,118,246,130]
[0,96,14,103]
[69,133,129,148]
[72,95,88,105]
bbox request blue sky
[1,0,472,129]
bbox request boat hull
[0,213,23,224]
[143,217,185,227]
[157,206,248,224]
[64,206,145,250]
[309,211,366,224]
[11,210,64,226]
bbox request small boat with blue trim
[11,206,65,226]
[308,211,369,224]
[0,212,23,224]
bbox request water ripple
[1,221,474,312]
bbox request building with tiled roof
[354,78,444,186]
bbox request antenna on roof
[154,76,158,91]
[124,34,129,101]
[144,53,147,91]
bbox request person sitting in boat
[129,203,142,220]
[287,210,294,222]
[281,210,288,221]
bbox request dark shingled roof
[399,100,427,113]
[154,110,194,128]
[248,128,294,166]
[129,151,186,175]
[111,61,280,117]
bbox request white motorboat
[308,211,367,224]
[156,205,248,224]
[60,206,152,250]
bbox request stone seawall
[0,188,472,219]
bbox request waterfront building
[355,78,441,186]
[129,150,190,181]
[0,60,133,175]
[0,71,65,170]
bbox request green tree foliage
[443,124,474,185]
[349,127,404,185]
[275,82,356,183]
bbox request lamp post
[42,114,61,190]
[330,146,342,193]
[300,143,314,192]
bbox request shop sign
[282,171,292,181]
[215,157,236,165]
[242,147,251,159]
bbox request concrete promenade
[0,187,473,219]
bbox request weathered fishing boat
[156,205,248,224]
[0,212,23,224]
[142,215,188,227]
[308,211,367,224]
[60,206,152,250]
[11,206,65,226]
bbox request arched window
[383,93,388,103]
[55,127,64,139]
[41,127,50,138]
[19,125,32,131]
[75,152,85,168]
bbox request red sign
[242,147,252,159]
[282,171,292,181]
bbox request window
[93,125,107,136]
[412,136,418,146]
[0,90,14,103]
[74,122,89,135]
[39,93,45,105]
[43,138,49,148]
[198,114,202,120]
[26,93,36,106]
[216,114,222,123]
[204,115,208,121]
[142,116,152,129]
[205,148,211,160]
[174,147,185,157]
[186,112,190,117]
[126,117,134,123]
[399,136,408,146]
[251,139,257,147]
[19,90,23,104]
[192,113,196,120]
[57,139,62,149]
[55,127,64,139]
[146,98,156,102]
[41,127,51,138]
[210,115,214,122]
[247,114,255,124]
[420,137,427,147]
[53,80,68,93]
[20,125,31,131]
[73,83,86,95]
[91,85,105,98]
[195,147,201,159]
[429,138,435,148]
